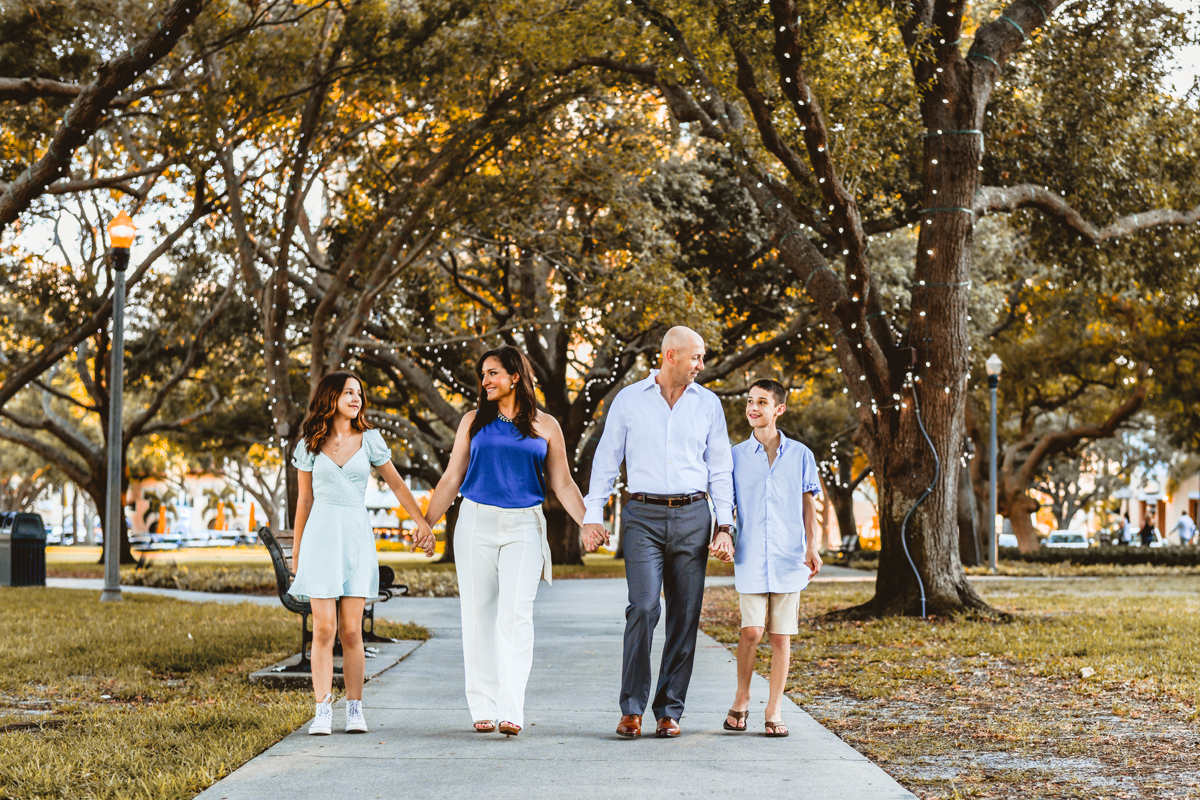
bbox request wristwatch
[716,525,732,536]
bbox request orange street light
[106,210,137,249]
[100,210,137,604]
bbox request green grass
[51,552,734,597]
[0,589,425,800]
[701,577,1200,798]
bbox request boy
[710,378,822,737]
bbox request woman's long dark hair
[301,371,374,453]
[469,346,539,440]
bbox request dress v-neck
[320,439,364,469]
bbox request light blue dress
[289,428,392,600]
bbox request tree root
[813,578,1014,623]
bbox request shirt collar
[748,429,788,454]
[642,369,701,395]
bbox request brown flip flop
[723,709,749,731]
[473,720,496,733]
[765,719,789,737]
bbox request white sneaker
[345,699,368,733]
[309,694,333,735]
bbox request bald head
[659,326,706,386]
[661,326,703,355]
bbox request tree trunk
[439,497,460,564]
[825,459,859,549]
[285,436,300,529]
[1002,492,1042,552]
[858,372,994,618]
[829,486,858,550]
[871,471,990,617]
[543,487,583,566]
[957,455,983,567]
[90,474,135,565]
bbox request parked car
[46,525,62,545]
[1045,530,1090,549]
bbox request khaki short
[739,591,801,635]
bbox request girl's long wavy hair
[301,371,374,454]
[469,346,539,440]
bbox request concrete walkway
[191,577,913,800]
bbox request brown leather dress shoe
[616,714,642,738]
[655,717,681,738]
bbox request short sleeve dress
[289,428,393,600]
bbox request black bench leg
[361,603,397,644]
[298,610,313,672]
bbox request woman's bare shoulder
[533,409,562,438]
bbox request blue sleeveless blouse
[460,417,548,508]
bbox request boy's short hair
[749,379,787,407]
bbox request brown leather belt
[629,491,707,508]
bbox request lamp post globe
[100,211,137,603]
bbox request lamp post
[100,211,136,603]
[985,353,1003,575]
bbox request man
[1169,510,1197,546]
[582,326,735,739]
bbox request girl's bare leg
[310,598,338,702]
[338,597,367,701]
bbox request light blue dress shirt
[732,431,822,594]
[584,370,735,527]
[1171,514,1197,542]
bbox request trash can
[0,512,47,586]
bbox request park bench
[258,526,408,675]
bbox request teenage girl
[291,371,436,735]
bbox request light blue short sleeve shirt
[732,432,822,594]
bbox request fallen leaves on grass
[701,577,1200,799]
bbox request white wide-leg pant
[456,499,546,727]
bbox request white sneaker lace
[347,699,365,725]
[312,697,333,729]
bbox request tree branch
[975,185,1200,244]
[0,191,211,408]
[0,0,208,230]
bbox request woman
[291,371,436,736]
[424,346,587,736]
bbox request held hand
[709,530,734,563]
[415,522,437,558]
[581,523,609,553]
[806,547,823,577]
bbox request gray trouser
[619,497,712,720]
